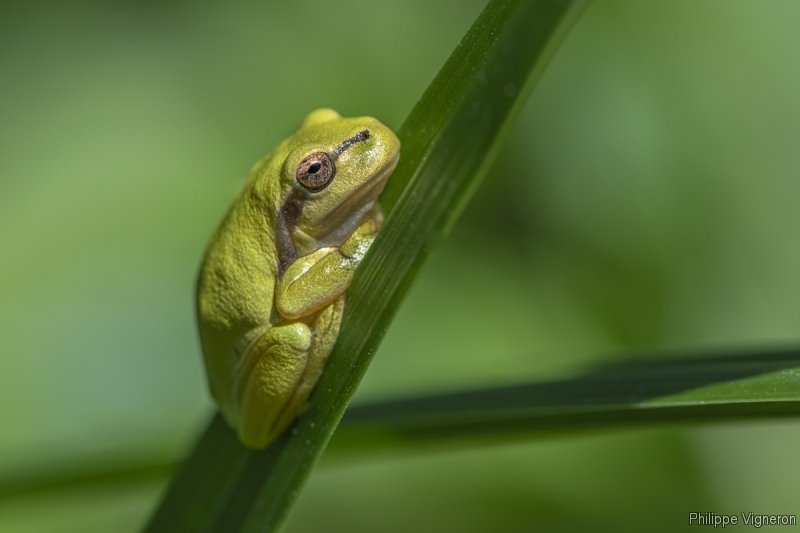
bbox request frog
[196,109,400,449]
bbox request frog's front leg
[276,209,382,319]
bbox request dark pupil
[308,163,321,174]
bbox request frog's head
[267,109,400,258]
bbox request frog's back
[196,192,280,411]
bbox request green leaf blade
[325,350,800,455]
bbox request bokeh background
[2,0,800,531]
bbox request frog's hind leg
[265,296,344,440]
[235,321,312,449]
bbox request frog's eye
[296,152,335,191]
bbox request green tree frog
[196,109,400,449]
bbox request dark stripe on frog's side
[275,190,305,276]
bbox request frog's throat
[275,191,372,275]
[301,152,397,243]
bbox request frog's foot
[236,321,312,449]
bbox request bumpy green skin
[196,109,400,449]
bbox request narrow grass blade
[10,351,799,501]
[144,1,588,531]
[327,348,800,455]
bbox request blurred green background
[2,0,800,531]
